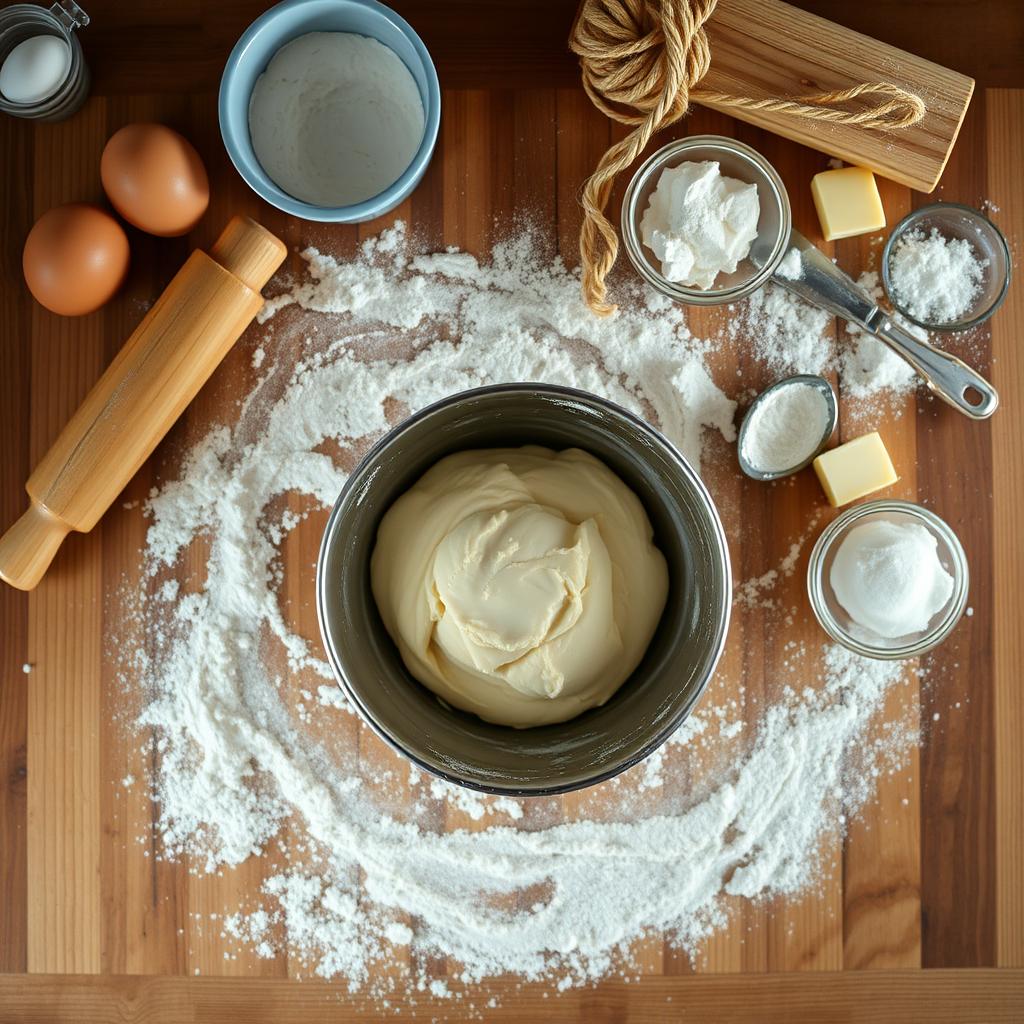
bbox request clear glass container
[0,2,90,122]
[882,202,1011,332]
[807,499,969,660]
[620,135,792,306]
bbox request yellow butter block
[813,432,898,507]
[810,166,886,241]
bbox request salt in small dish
[737,374,837,482]
[881,203,1011,333]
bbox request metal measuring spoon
[771,234,998,419]
[737,374,837,481]
[621,137,1000,420]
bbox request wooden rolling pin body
[0,216,287,591]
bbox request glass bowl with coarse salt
[882,203,1011,332]
[807,499,969,660]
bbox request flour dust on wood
[120,223,922,1001]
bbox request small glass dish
[621,135,792,306]
[737,374,837,481]
[881,203,1011,332]
[807,499,969,660]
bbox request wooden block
[698,0,973,191]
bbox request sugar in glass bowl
[807,499,969,660]
[882,203,1011,332]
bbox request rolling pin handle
[0,503,72,592]
[209,216,288,292]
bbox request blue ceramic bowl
[219,0,440,222]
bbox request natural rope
[569,0,926,315]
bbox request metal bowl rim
[315,382,733,795]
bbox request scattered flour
[730,273,922,411]
[841,271,920,403]
[730,284,833,377]
[733,511,824,611]
[123,223,922,998]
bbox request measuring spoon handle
[774,231,999,420]
[870,318,999,419]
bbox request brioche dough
[370,447,668,727]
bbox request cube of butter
[813,432,898,507]
[810,166,886,241]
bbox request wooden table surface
[2,2,1024,1021]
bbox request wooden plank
[698,0,975,191]
[24,100,109,975]
[0,107,32,974]
[0,969,1021,1023]
[68,1,1024,94]
[916,96,997,969]
[0,19,1020,1008]
[838,178,921,971]
[988,88,1024,968]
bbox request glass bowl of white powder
[621,136,791,305]
[807,499,969,659]
[882,203,1011,332]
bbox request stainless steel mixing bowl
[316,384,732,795]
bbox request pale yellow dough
[370,447,669,727]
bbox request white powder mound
[248,33,425,207]
[776,246,802,280]
[127,224,920,996]
[741,381,830,474]
[639,161,760,289]
[888,226,987,324]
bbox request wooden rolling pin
[0,216,287,591]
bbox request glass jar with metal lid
[0,2,90,122]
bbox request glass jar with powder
[620,135,791,305]
[0,1,90,122]
[882,203,1011,332]
[807,499,969,659]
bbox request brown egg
[23,203,130,316]
[101,123,210,237]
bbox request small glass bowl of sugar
[882,203,1011,332]
[807,499,969,660]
